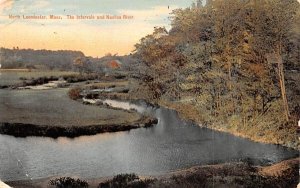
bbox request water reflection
[56,132,126,145]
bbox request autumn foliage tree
[73,57,91,74]
[134,0,299,147]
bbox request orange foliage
[245,63,267,78]
[107,60,121,69]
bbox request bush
[63,74,100,83]
[68,87,83,100]
[19,77,27,80]
[98,173,155,188]
[49,177,89,188]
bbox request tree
[250,0,300,121]
[134,0,300,131]
[73,57,91,74]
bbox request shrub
[19,77,27,80]
[49,177,89,188]
[128,179,156,188]
[98,173,155,188]
[63,74,100,83]
[68,87,83,100]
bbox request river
[0,94,297,181]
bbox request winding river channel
[0,88,298,182]
[0,71,298,181]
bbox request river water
[0,98,298,181]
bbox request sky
[0,0,194,57]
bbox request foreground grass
[49,177,89,188]
[152,158,299,188]
[7,158,298,188]
[98,174,155,188]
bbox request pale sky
[0,0,193,57]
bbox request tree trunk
[228,62,232,90]
[277,54,290,121]
[241,94,246,128]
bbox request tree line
[133,0,299,141]
[0,47,85,70]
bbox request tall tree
[251,0,299,121]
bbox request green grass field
[0,70,77,86]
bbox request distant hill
[0,47,85,70]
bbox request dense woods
[134,0,300,148]
[0,48,85,70]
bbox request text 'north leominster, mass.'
[8,14,134,20]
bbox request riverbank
[71,76,300,153]
[82,78,299,150]
[0,70,79,87]
[6,157,299,188]
[151,157,299,188]
[0,69,32,72]
[0,116,157,138]
[156,99,299,150]
[0,87,157,138]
